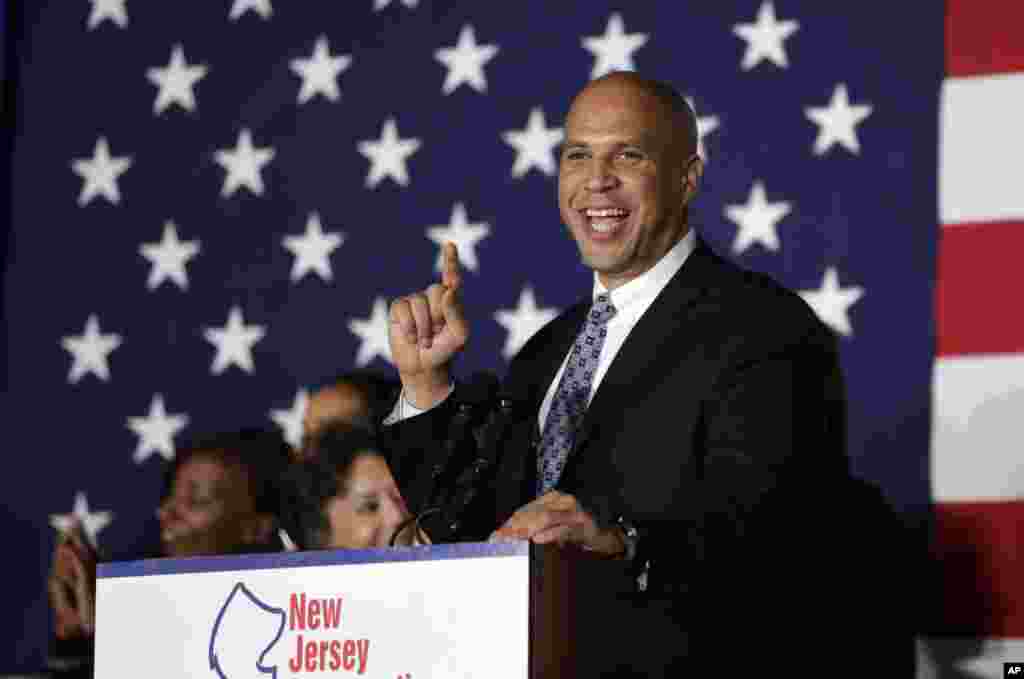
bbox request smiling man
[383,72,906,673]
[558,74,701,290]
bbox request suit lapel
[527,299,589,414]
[494,298,588,514]
[512,238,721,500]
[572,240,717,456]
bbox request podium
[95,541,581,678]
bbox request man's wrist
[401,371,453,410]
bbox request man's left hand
[490,491,625,557]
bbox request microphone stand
[425,390,518,542]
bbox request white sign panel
[95,542,530,679]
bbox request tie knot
[590,293,617,326]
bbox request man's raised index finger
[442,242,461,289]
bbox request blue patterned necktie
[536,293,618,495]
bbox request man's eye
[563,150,587,161]
[618,150,644,161]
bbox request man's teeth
[584,208,628,218]
[584,208,628,233]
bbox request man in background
[299,371,399,459]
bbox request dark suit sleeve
[635,320,848,597]
[671,321,913,668]
[379,394,461,515]
[708,322,843,485]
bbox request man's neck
[596,224,689,290]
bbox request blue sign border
[97,540,529,579]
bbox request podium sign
[95,542,530,679]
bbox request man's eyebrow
[626,133,657,148]
[560,137,655,150]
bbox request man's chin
[579,248,625,276]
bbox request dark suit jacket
[385,238,913,675]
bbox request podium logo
[209,582,287,679]
[208,582,376,677]
[1007,663,1024,676]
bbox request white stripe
[940,72,1024,224]
[931,353,1024,501]
[917,637,1024,678]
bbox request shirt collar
[592,228,698,312]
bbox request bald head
[301,383,371,457]
[570,72,699,160]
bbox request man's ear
[682,154,704,205]
[241,513,276,545]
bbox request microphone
[422,372,498,512]
[428,384,522,542]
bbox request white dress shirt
[385,229,697,428]
[535,228,696,431]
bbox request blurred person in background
[45,428,290,677]
[297,371,399,460]
[279,424,425,550]
[156,428,289,557]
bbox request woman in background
[155,428,288,558]
[46,428,289,675]
[280,424,425,550]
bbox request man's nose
[585,159,618,191]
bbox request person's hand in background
[48,522,98,639]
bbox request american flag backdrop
[1,1,1019,675]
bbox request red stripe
[935,221,1024,357]
[947,0,1024,77]
[933,501,1024,636]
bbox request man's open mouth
[581,207,630,234]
